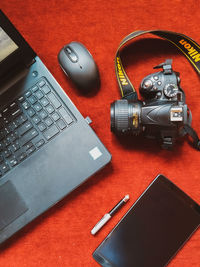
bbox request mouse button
[64,46,78,63]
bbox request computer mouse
[58,41,100,93]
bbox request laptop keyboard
[0,77,76,178]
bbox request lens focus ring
[111,100,129,133]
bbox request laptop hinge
[0,56,36,95]
[25,58,36,68]
[0,65,29,96]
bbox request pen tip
[91,229,95,235]
[124,194,130,202]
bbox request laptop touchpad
[0,181,28,231]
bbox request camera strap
[115,30,200,150]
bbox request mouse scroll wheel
[65,47,78,63]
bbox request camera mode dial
[164,84,178,98]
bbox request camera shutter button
[142,79,153,89]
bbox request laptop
[0,10,111,244]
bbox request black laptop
[0,10,111,244]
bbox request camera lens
[110,99,142,134]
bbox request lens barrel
[110,99,141,134]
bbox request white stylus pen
[91,195,129,235]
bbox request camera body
[111,60,191,149]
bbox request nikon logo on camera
[179,39,200,62]
[132,112,138,128]
[116,57,129,85]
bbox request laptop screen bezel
[0,10,36,78]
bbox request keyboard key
[25,142,33,150]
[59,107,73,125]
[57,119,67,130]
[18,153,27,162]
[11,142,20,152]
[26,146,36,155]
[9,157,18,167]
[43,125,59,140]
[38,80,46,87]
[3,117,10,125]
[25,90,32,98]
[4,126,10,135]
[39,110,48,119]
[44,118,53,127]
[2,109,8,118]
[52,112,60,121]
[3,108,13,123]
[7,124,13,132]
[11,108,21,118]
[2,106,8,113]
[29,95,37,105]
[10,102,17,108]
[33,103,42,112]
[3,149,12,158]
[36,139,45,148]
[1,163,10,173]
[35,90,44,100]
[16,114,28,125]
[41,85,51,94]
[27,108,36,117]
[22,101,30,110]
[10,133,17,142]
[40,97,49,107]
[32,115,41,124]
[18,121,33,136]
[31,85,39,93]
[20,129,38,146]
[4,122,14,132]
[9,101,20,110]
[3,118,9,124]
[46,104,55,114]
[17,153,27,161]
[47,93,61,109]
[38,122,47,132]
[18,96,25,102]
[4,137,11,147]
[9,121,18,129]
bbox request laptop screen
[0,10,36,78]
[0,26,19,62]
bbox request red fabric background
[0,1,200,266]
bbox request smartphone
[93,174,200,267]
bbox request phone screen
[93,175,200,267]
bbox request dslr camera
[111,59,192,149]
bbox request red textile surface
[0,1,200,266]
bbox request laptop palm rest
[0,181,28,231]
